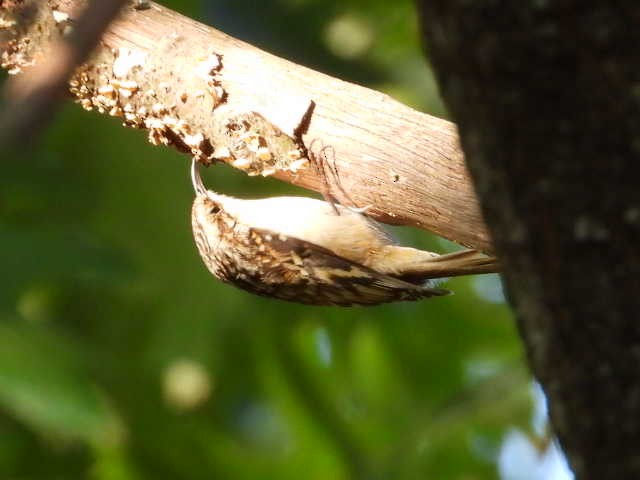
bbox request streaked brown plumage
[190,160,499,306]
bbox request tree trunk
[418,1,640,478]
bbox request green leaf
[0,321,123,445]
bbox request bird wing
[248,227,450,306]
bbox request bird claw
[347,204,373,214]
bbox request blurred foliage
[0,0,532,479]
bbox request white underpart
[209,193,394,262]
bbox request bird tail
[423,250,500,277]
[388,249,500,283]
[418,249,499,278]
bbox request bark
[418,1,640,478]
[0,0,492,252]
[0,0,127,142]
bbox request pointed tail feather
[401,249,500,281]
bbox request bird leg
[307,141,339,214]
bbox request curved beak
[191,159,207,196]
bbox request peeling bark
[0,0,492,252]
[418,1,640,478]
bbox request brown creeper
[190,160,499,306]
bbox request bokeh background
[0,1,571,479]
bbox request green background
[0,1,534,478]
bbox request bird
[190,159,499,306]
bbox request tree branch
[0,0,128,144]
[0,0,492,252]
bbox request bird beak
[191,159,207,195]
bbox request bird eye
[210,206,221,215]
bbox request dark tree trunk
[417,1,640,478]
